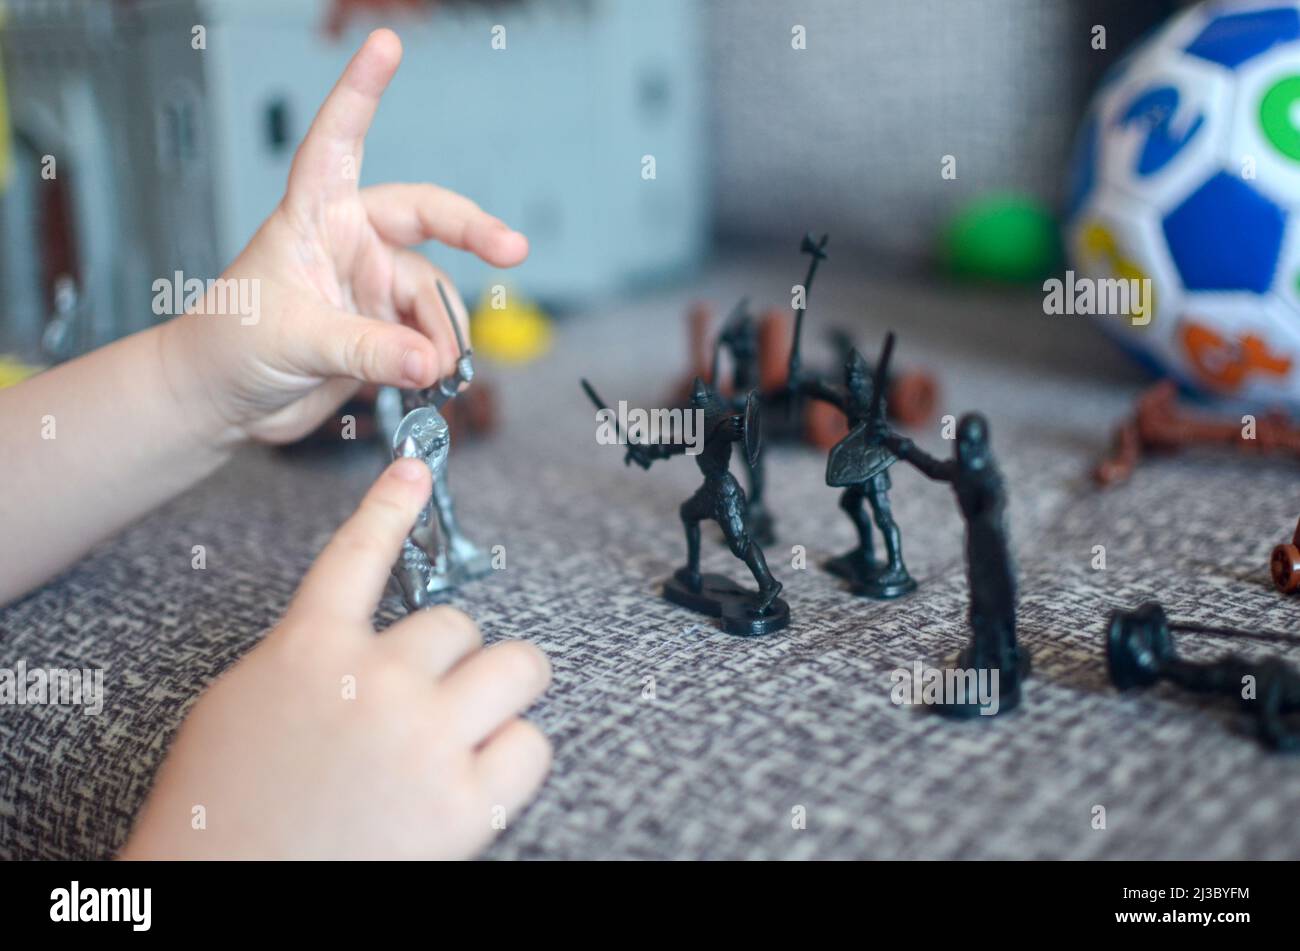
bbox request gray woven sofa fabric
[3,253,1298,860]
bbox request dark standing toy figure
[798,333,916,598]
[1108,602,1300,751]
[582,376,789,636]
[782,236,913,597]
[378,281,492,611]
[884,414,1029,716]
[711,299,775,545]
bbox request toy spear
[785,232,829,386]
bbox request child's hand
[162,29,528,447]
[0,29,528,602]
[120,458,551,859]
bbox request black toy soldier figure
[582,375,789,636]
[712,301,775,546]
[800,337,916,599]
[647,379,786,635]
[1108,602,1300,751]
[884,413,1029,716]
[782,236,913,597]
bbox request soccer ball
[1066,1,1300,408]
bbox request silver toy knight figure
[376,280,492,610]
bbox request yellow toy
[0,355,40,389]
[469,286,552,364]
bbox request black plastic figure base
[663,567,790,637]
[933,647,1031,720]
[823,548,918,599]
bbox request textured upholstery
[3,254,1297,859]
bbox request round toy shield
[393,406,451,476]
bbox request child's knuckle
[495,641,550,690]
[344,326,383,378]
[426,605,480,643]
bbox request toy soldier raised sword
[796,331,917,599]
[377,280,492,611]
[582,375,789,636]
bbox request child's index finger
[284,28,403,211]
[288,457,430,629]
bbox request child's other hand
[120,459,551,859]
[163,29,528,447]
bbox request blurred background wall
[708,0,1174,262]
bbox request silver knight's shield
[826,422,895,487]
[743,389,762,468]
[393,406,451,475]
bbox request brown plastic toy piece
[887,369,939,427]
[757,308,792,393]
[442,384,497,444]
[666,301,726,405]
[688,302,714,388]
[1094,381,1300,486]
[804,398,848,450]
[1272,518,1300,594]
[1094,417,1142,486]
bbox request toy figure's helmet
[690,376,727,426]
[844,349,877,413]
[956,413,990,469]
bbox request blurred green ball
[940,194,1063,284]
